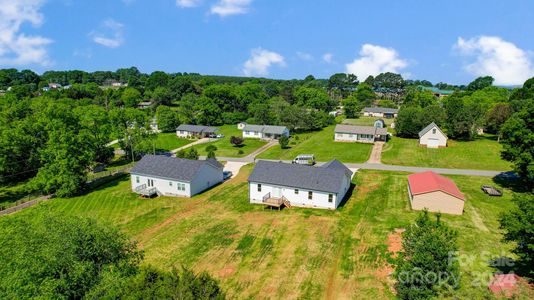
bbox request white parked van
[292,154,315,165]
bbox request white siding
[131,174,191,197]
[243,130,263,139]
[334,132,375,143]
[176,130,191,138]
[419,126,447,148]
[249,177,351,210]
[190,164,224,196]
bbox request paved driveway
[223,161,247,179]
[367,142,384,163]
[171,138,211,154]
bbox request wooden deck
[134,184,158,197]
[261,193,291,210]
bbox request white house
[176,124,219,138]
[130,155,223,198]
[334,124,387,143]
[362,107,399,118]
[374,119,386,128]
[237,122,247,130]
[418,122,447,148]
[248,160,352,210]
[241,124,289,140]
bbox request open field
[154,132,193,151]
[189,125,268,158]
[381,135,511,171]
[20,166,525,299]
[257,125,373,163]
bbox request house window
[148,179,154,187]
[177,183,186,191]
[254,131,259,136]
[294,189,299,194]
[136,176,139,183]
[328,194,333,203]
[257,184,262,192]
[308,191,313,200]
[169,181,173,186]
[432,128,436,134]
[245,131,250,135]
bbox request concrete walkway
[171,138,211,154]
[367,142,384,164]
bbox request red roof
[408,171,465,201]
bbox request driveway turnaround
[223,161,247,179]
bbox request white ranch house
[176,124,219,138]
[418,122,447,148]
[248,160,352,210]
[334,124,387,143]
[362,107,399,118]
[241,124,289,140]
[130,155,223,198]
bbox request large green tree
[500,99,534,185]
[394,211,460,299]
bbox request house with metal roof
[130,155,223,197]
[362,107,399,118]
[407,171,465,215]
[248,160,352,209]
[176,124,219,138]
[418,122,447,148]
[334,124,387,143]
[241,124,289,140]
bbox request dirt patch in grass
[469,205,489,232]
[387,228,405,257]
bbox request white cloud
[210,0,252,17]
[0,0,52,66]
[345,44,408,80]
[91,19,124,48]
[296,51,313,61]
[323,53,333,63]
[455,36,534,85]
[176,0,201,8]
[243,48,285,76]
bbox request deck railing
[262,192,271,202]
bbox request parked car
[216,134,224,138]
[292,154,315,165]
[223,171,233,180]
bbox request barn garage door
[427,138,439,148]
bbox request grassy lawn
[154,132,193,151]
[257,125,373,163]
[189,125,268,158]
[381,135,511,171]
[17,166,525,299]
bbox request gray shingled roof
[242,124,288,135]
[131,155,222,182]
[362,107,399,114]
[175,124,219,133]
[335,124,387,135]
[248,160,352,193]
[418,122,446,138]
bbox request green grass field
[257,125,373,163]
[154,132,193,151]
[381,135,511,171]
[189,125,268,158]
[20,167,525,299]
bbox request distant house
[419,122,447,148]
[329,110,341,117]
[237,122,247,130]
[374,119,386,128]
[407,171,465,215]
[48,83,62,89]
[176,124,219,138]
[362,107,398,118]
[334,124,387,143]
[137,101,153,109]
[418,86,454,98]
[131,155,223,198]
[241,124,289,140]
[248,160,352,209]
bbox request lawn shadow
[337,183,357,209]
[79,174,129,196]
[492,172,528,193]
[488,256,533,279]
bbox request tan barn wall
[410,191,464,215]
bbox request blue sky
[1,0,534,85]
